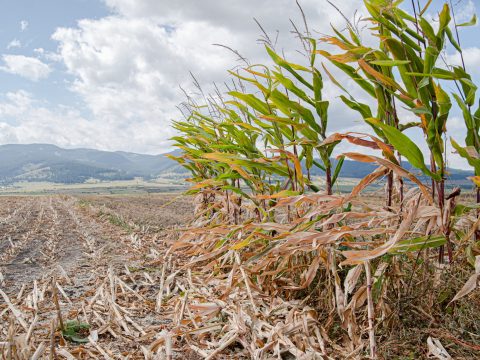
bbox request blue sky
[0,0,108,105]
[0,0,478,170]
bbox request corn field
[1,1,480,359]
[167,0,480,358]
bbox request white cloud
[455,0,477,25]
[0,0,462,172]
[20,20,28,32]
[49,0,467,171]
[6,39,21,49]
[48,0,364,154]
[33,47,62,62]
[0,55,52,81]
[447,47,480,74]
[0,90,174,152]
[0,90,34,118]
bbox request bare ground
[0,194,192,288]
[0,194,197,359]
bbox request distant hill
[0,143,473,184]
[0,144,180,184]
[308,158,473,182]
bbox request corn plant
[318,0,480,262]
[167,1,480,358]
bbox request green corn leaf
[331,25,354,47]
[332,155,345,186]
[308,183,320,192]
[451,138,480,174]
[396,8,417,23]
[305,146,313,169]
[265,46,313,90]
[460,77,478,107]
[389,235,446,254]
[475,105,480,131]
[313,159,326,172]
[318,51,376,97]
[269,89,321,134]
[454,203,480,216]
[229,92,270,115]
[261,115,306,128]
[272,70,314,106]
[398,121,421,131]
[458,14,477,27]
[423,46,439,76]
[432,82,452,133]
[369,60,411,66]
[453,93,475,133]
[452,66,477,104]
[340,95,373,119]
[222,185,254,200]
[365,2,422,51]
[419,18,437,47]
[317,100,329,135]
[313,68,328,133]
[438,3,451,34]
[407,106,431,115]
[366,119,441,180]
[62,321,90,344]
[228,70,269,95]
[445,27,462,52]
[380,42,418,98]
[404,71,457,80]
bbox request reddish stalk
[386,172,393,208]
[325,166,332,196]
[476,188,480,240]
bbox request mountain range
[0,143,473,185]
[0,143,181,184]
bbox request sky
[0,0,478,169]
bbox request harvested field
[0,194,198,359]
[0,194,478,359]
[1,194,479,359]
[4,0,480,359]
[78,194,193,231]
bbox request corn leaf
[389,235,446,254]
[366,119,441,180]
[458,14,477,27]
[369,60,411,66]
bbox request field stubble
[0,194,479,359]
[0,194,200,359]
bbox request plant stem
[437,175,452,263]
[386,171,393,208]
[476,187,480,240]
[365,261,376,359]
[430,155,437,203]
[326,165,332,195]
[52,277,64,331]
